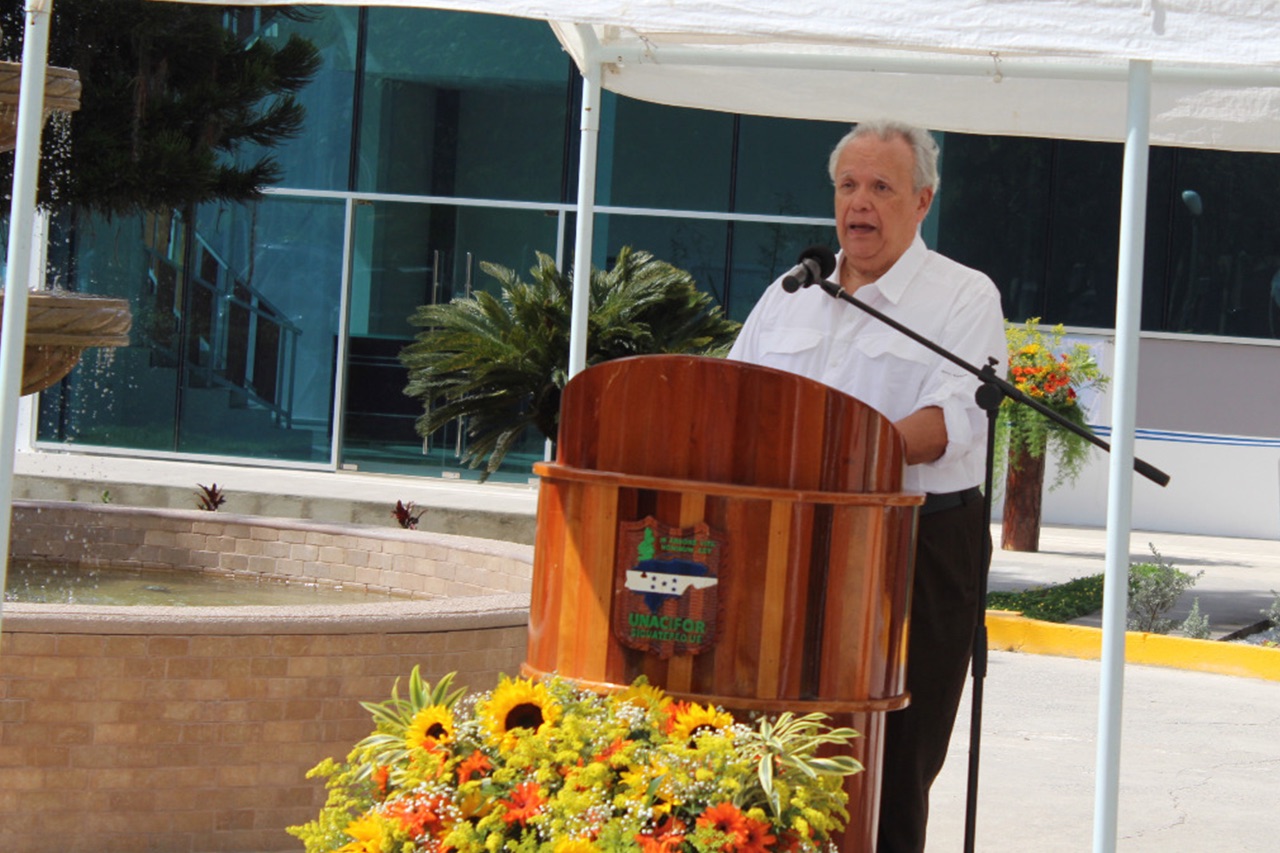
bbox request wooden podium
[526,355,921,851]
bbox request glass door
[338,199,561,480]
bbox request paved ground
[926,651,1280,852]
[937,524,1280,851]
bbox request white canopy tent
[3,1,1276,850]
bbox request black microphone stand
[800,275,1170,853]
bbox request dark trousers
[877,495,989,853]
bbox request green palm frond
[351,667,465,780]
[744,711,863,821]
[400,247,740,479]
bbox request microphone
[781,245,838,293]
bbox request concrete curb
[986,610,1280,682]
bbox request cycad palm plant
[400,247,740,479]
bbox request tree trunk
[1001,441,1047,552]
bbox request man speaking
[728,119,1007,852]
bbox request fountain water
[0,55,133,394]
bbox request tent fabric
[159,0,1280,151]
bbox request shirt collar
[835,233,927,305]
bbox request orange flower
[456,749,492,784]
[695,802,749,850]
[592,736,628,764]
[499,780,545,827]
[739,815,777,852]
[386,793,449,838]
[371,765,391,798]
[636,815,686,852]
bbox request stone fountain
[0,58,132,396]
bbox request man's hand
[894,406,946,465]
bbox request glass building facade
[30,8,1280,482]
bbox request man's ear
[915,186,935,223]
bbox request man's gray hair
[827,120,941,193]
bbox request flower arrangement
[289,668,863,853]
[997,318,1109,490]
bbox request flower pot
[1002,440,1046,552]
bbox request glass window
[935,133,1054,323]
[726,221,835,322]
[733,115,849,218]
[341,201,560,479]
[1160,149,1280,338]
[177,196,346,461]
[599,94,733,212]
[37,213,176,451]
[593,213,729,304]
[235,7,360,192]
[356,9,570,201]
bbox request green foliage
[1179,597,1212,640]
[1262,590,1280,627]
[0,1,320,216]
[400,247,741,479]
[996,318,1109,491]
[987,574,1105,623]
[1127,544,1202,634]
[987,549,1216,640]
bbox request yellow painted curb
[985,610,1280,682]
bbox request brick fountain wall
[0,502,532,853]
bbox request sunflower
[614,680,671,714]
[336,813,389,853]
[668,701,734,745]
[478,677,561,747]
[405,705,456,752]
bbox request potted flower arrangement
[997,318,1109,552]
[289,668,863,852]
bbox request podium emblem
[613,517,722,658]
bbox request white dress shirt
[728,234,1007,494]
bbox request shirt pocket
[846,331,935,400]
[850,330,933,365]
[759,328,824,355]
[754,327,826,375]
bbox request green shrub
[1179,597,1212,640]
[1263,590,1280,627]
[987,574,1105,623]
[1127,544,1202,634]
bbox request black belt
[920,486,982,516]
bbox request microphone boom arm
[807,276,1170,487]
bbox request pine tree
[0,1,320,217]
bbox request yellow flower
[614,680,671,713]
[404,704,455,752]
[336,813,386,853]
[669,701,734,744]
[554,839,599,852]
[478,677,561,748]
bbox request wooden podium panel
[525,355,922,851]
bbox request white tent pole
[567,25,602,379]
[0,0,55,638]
[1092,57,1150,853]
